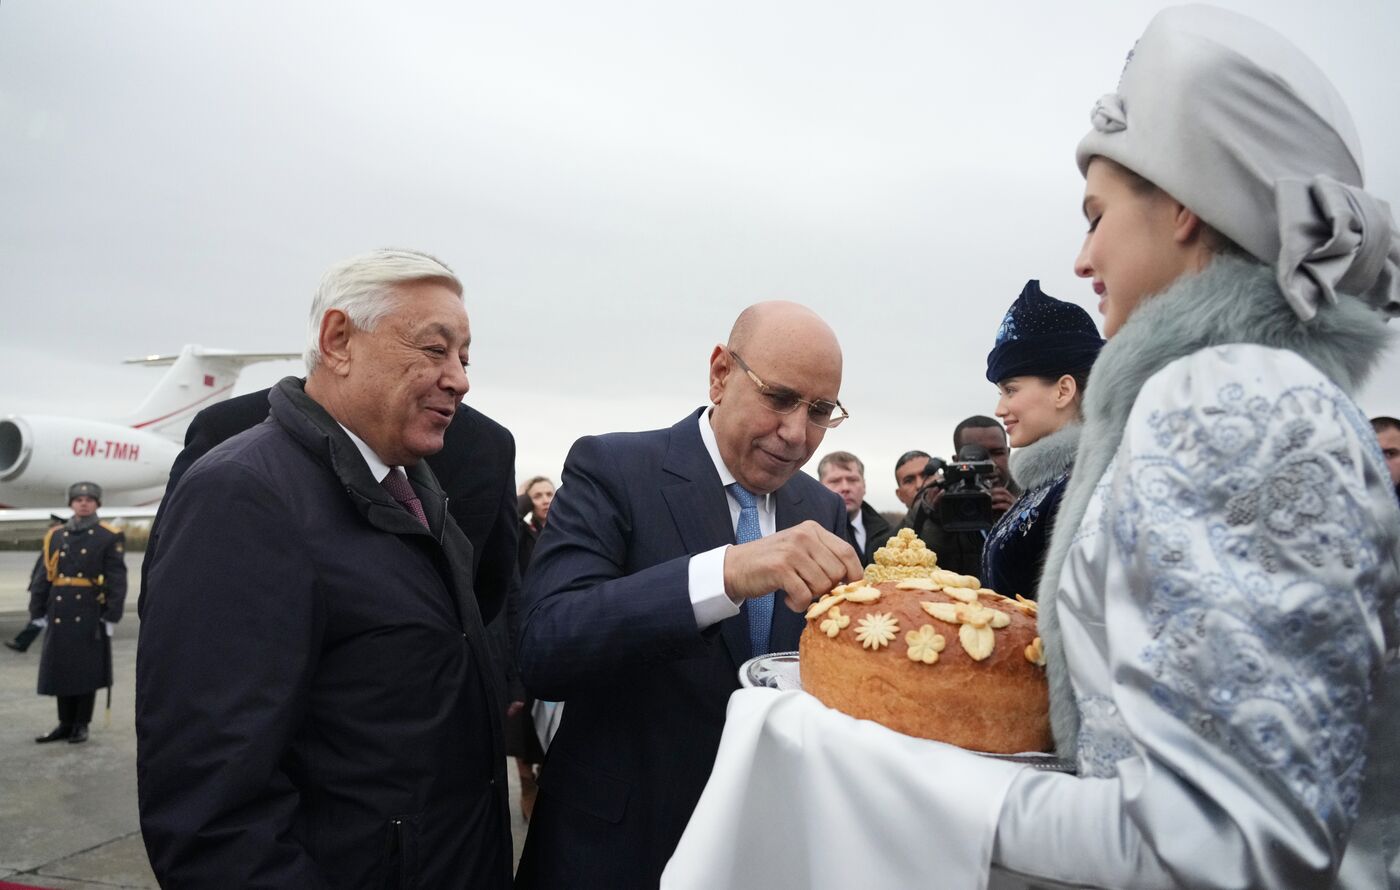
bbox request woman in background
[981,280,1102,600]
[517,476,555,578]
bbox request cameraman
[894,416,1016,578]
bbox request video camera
[917,444,998,533]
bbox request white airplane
[0,346,298,530]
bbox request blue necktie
[728,483,773,656]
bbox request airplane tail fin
[121,345,301,441]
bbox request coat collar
[268,377,448,541]
[65,513,101,533]
[1008,423,1081,492]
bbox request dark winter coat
[848,500,894,565]
[29,514,126,696]
[145,385,520,628]
[501,515,544,762]
[136,377,510,890]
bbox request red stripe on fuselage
[131,383,234,429]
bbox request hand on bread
[722,520,864,612]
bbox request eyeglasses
[728,350,849,429]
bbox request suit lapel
[660,410,753,671]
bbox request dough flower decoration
[841,585,882,604]
[897,576,981,603]
[1025,636,1046,666]
[940,584,979,603]
[804,580,879,621]
[930,568,982,591]
[895,578,939,591]
[819,607,851,638]
[1013,595,1038,616]
[805,594,844,620]
[905,624,947,665]
[920,600,1011,661]
[855,612,899,650]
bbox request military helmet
[67,481,103,505]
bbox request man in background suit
[817,450,893,565]
[514,301,862,889]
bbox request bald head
[727,300,841,367]
[708,301,844,494]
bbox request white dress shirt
[686,409,776,629]
[848,509,866,555]
[338,423,395,485]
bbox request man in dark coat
[143,387,519,623]
[817,450,894,565]
[514,302,863,890]
[139,302,521,730]
[136,250,511,889]
[28,481,126,744]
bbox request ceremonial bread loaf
[798,529,1051,754]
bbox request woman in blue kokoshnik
[980,280,1102,602]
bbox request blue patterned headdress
[985,280,1104,383]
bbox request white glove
[103,621,114,637]
[32,617,48,628]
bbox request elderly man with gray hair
[137,249,512,889]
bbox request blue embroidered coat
[981,424,1079,600]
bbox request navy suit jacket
[514,409,847,890]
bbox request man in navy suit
[515,301,862,889]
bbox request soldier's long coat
[28,515,127,696]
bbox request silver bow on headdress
[1275,175,1400,321]
[1089,93,1127,134]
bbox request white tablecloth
[662,688,1031,890]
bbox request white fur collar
[1008,423,1080,491]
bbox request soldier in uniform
[28,481,127,744]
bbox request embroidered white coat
[994,343,1400,888]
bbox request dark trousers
[57,692,96,726]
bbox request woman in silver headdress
[992,6,1400,886]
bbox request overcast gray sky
[2,0,1397,511]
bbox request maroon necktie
[381,468,429,529]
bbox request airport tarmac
[0,551,529,888]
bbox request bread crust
[799,582,1052,754]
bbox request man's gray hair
[304,249,463,371]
